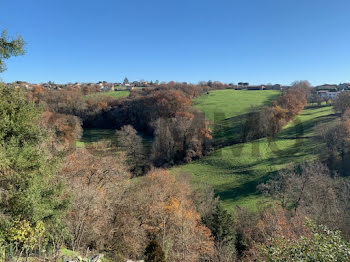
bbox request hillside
[193,90,280,145]
[175,98,336,211]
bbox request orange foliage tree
[60,149,131,251]
[110,170,214,261]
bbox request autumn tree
[242,85,306,142]
[234,205,308,260]
[291,80,312,102]
[259,219,350,262]
[40,111,82,156]
[334,91,350,114]
[60,148,130,252]
[258,161,350,237]
[189,182,237,261]
[243,105,287,141]
[151,112,211,166]
[321,115,350,175]
[115,125,149,176]
[109,170,214,261]
[107,89,211,166]
[109,89,192,133]
[277,87,307,121]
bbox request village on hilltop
[6,79,350,101]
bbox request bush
[259,219,350,262]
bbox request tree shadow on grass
[204,105,338,207]
[211,138,323,205]
[216,170,276,204]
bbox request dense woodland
[1,30,350,262]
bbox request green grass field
[84,90,129,100]
[76,128,153,149]
[193,90,280,145]
[174,104,336,212]
[193,90,280,122]
[76,128,117,148]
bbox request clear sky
[1,0,349,85]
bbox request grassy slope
[193,90,280,122]
[193,90,280,145]
[85,90,130,99]
[174,90,336,212]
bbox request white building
[318,91,339,99]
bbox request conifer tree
[144,239,165,262]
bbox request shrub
[259,219,350,262]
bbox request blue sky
[1,0,349,85]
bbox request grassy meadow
[193,89,280,122]
[174,91,336,212]
[76,128,117,148]
[76,127,153,150]
[84,90,130,100]
[193,90,280,145]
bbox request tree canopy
[0,30,25,72]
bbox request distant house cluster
[236,82,283,90]
[315,83,350,99]
[234,82,350,100]
[6,79,153,93]
[6,80,350,102]
[7,81,105,91]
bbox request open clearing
[76,128,116,148]
[193,90,280,145]
[84,90,129,99]
[193,90,280,122]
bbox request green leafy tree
[0,30,25,72]
[204,204,236,261]
[259,219,350,262]
[123,77,129,85]
[0,85,68,240]
[7,218,45,257]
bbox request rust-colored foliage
[40,111,82,155]
[236,206,308,261]
[111,170,214,261]
[60,148,130,251]
[277,87,307,121]
[243,87,307,141]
